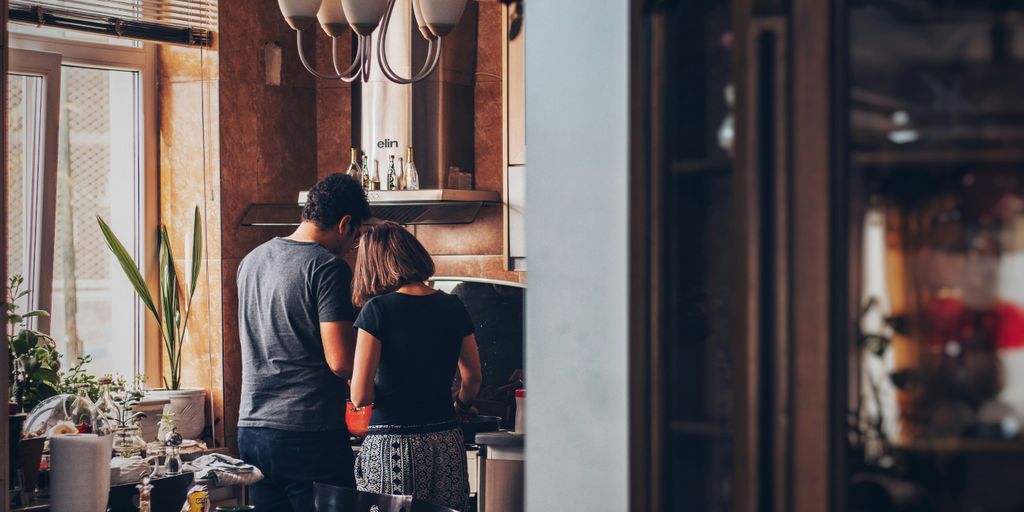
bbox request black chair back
[411,499,461,512]
[314,482,414,512]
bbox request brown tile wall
[217,0,334,452]
[157,43,226,446]
[411,2,523,285]
[163,0,519,454]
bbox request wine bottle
[404,147,420,191]
[387,155,397,191]
[346,148,362,181]
[361,153,371,190]
[371,160,381,191]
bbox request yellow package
[181,484,210,512]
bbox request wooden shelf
[853,148,1024,168]
[892,438,1024,455]
[669,420,732,438]
[670,158,733,176]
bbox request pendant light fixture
[278,0,469,84]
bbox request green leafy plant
[5,275,61,411]
[97,206,203,390]
[110,375,147,428]
[59,355,100,402]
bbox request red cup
[346,401,372,438]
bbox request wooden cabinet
[504,4,526,270]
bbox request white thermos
[515,389,526,433]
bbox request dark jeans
[238,426,356,512]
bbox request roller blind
[9,0,217,46]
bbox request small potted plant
[97,206,207,439]
[108,376,148,457]
[6,275,61,412]
[5,275,58,492]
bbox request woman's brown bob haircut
[352,221,436,307]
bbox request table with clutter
[8,380,260,512]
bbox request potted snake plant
[97,206,206,439]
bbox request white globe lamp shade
[411,0,437,40]
[420,0,468,38]
[279,0,323,31]
[317,0,349,37]
[341,0,389,37]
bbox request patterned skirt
[355,421,469,511]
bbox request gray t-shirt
[236,237,356,431]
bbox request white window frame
[9,32,159,379]
[8,49,61,329]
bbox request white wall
[524,0,630,510]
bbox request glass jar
[95,377,118,424]
[63,384,111,435]
[112,425,147,457]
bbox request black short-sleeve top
[354,290,476,427]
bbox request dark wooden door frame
[2,0,10,507]
[629,0,837,510]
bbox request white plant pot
[145,388,206,440]
[131,397,170,443]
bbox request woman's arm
[456,334,483,407]
[350,329,382,408]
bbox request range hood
[241,189,501,227]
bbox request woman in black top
[350,222,483,510]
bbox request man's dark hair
[302,173,371,229]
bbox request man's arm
[321,320,356,379]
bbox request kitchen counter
[474,431,524,512]
[475,431,524,448]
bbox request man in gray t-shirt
[237,173,370,512]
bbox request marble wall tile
[220,257,243,453]
[219,78,316,258]
[160,80,222,260]
[414,205,503,256]
[219,0,317,89]
[316,86,354,178]
[158,45,219,83]
[474,80,503,192]
[172,257,226,446]
[433,255,524,284]
[475,2,503,82]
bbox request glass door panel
[50,65,143,377]
[6,74,46,310]
[656,0,738,510]
[6,49,61,327]
[844,3,1024,511]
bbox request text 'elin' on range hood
[241,189,502,227]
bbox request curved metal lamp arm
[376,0,442,84]
[332,34,363,82]
[362,34,373,82]
[297,29,363,81]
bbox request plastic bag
[180,483,210,512]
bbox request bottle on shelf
[371,160,381,191]
[136,476,153,512]
[397,157,406,190]
[346,148,362,182]
[361,153,371,190]
[404,147,420,191]
[386,155,397,191]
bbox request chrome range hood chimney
[241,189,501,227]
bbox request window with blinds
[9,0,217,46]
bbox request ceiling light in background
[279,0,470,84]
